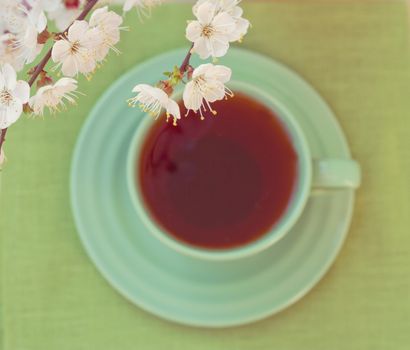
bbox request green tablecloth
[1,1,410,349]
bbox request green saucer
[70,48,356,328]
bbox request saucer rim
[70,47,355,328]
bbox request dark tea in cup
[138,92,298,250]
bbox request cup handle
[312,159,361,189]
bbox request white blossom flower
[25,4,48,33]
[0,2,47,66]
[0,34,25,72]
[51,20,102,77]
[0,63,30,128]
[29,77,78,116]
[183,63,232,119]
[128,84,181,125]
[46,1,85,31]
[186,1,236,59]
[0,1,26,34]
[89,6,123,62]
[123,0,162,18]
[13,7,47,65]
[193,0,250,42]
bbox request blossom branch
[27,51,52,87]
[1,0,250,167]
[0,0,101,157]
[129,0,249,124]
[28,0,100,87]
[179,43,194,74]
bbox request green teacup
[126,81,360,261]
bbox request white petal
[193,37,212,59]
[111,15,123,29]
[149,87,169,106]
[51,40,70,62]
[165,98,181,120]
[196,2,216,24]
[12,81,30,104]
[51,81,75,101]
[67,20,89,42]
[41,0,59,12]
[3,99,23,127]
[132,85,168,107]
[36,11,47,33]
[78,54,96,74]
[61,56,78,77]
[237,17,250,33]
[229,17,250,41]
[92,8,122,28]
[212,12,236,35]
[202,81,225,102]
[0,108,10,129]
[29,95,42,114]
[89,6,108,26]
[21,25,39,47]
[209,35,230,58]
[28,93,37,107]
[220,0,239,11]
[25,43,44,65]
[193,63,213,79]
[231,6,243,18]
[192,0,209,16]
[1,63,17,90]
[94,45,110,62]
[207,65,232,83]
[107,30,120,45]
[0,67,6,90]
[183,81,202,112]
[123,0,136,12]
[54,77,77,89]
[36,85,50,97]
[132,84,152,93]
[185,21,202,42]
[82,27,103,49]
[102,12,123,29]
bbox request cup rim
[126,80,312,261]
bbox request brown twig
[0,128,7,153]
[179,43,194,74]
[0,0,100,153]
